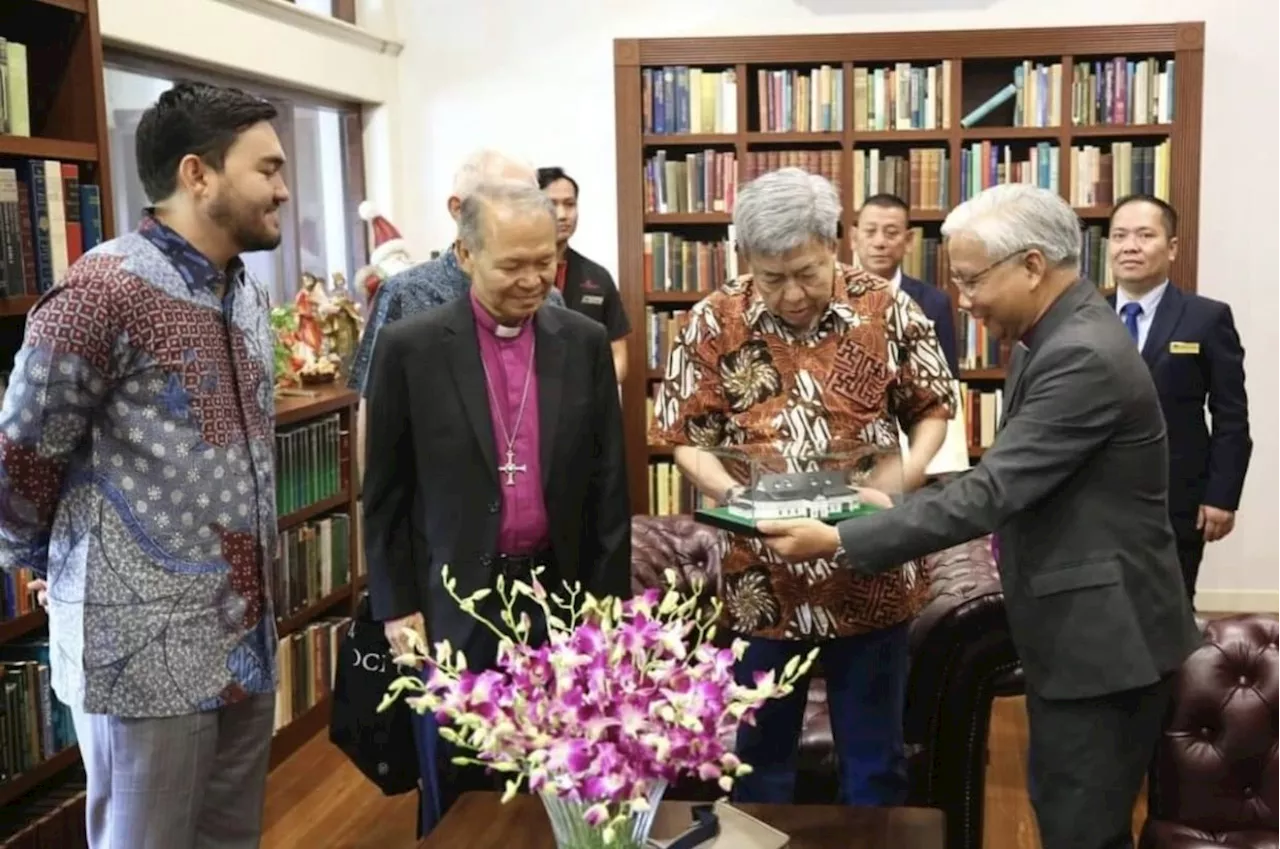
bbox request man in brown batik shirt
[650,167,953,807]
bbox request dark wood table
[418,792,945,848]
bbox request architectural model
[727,470,861,520]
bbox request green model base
[694,503,882,537]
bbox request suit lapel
[1002,342,1030,423]
[534,306,565,490]
[1141,285,1184,366]
[443,299,499,488]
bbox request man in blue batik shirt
[347,149,566,398]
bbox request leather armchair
[1141,614,1279,849]
[629,514,1016,849]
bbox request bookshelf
[0,385,367,833]
[614,23,1205,515]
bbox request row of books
[852,62,953,132]
[643,138,1169,217]
[851,147,950,211]
[646,461,713,516]
[1069,140,1171,207]
[273,617,347,733]
[274,513,354,620]
[0,570,36,624]
[642,66,739,135]
[1073,58,1176,127]
[740,149,841,189]
[0,769,86,849]
[0,39,31,137]
[645,308,688,372]
[963,387,1004,451]
[641,56,1173,134]
[1081,224,1117,292]
[755,66,844,133]
[644,150,737,215]
[642,233,738,295]
[0,638,77,783]
[958,313,1003,372]
[960,141,1060,200]
[274,413,344,517]
[0,160,104,297]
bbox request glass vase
[539,780,668,849]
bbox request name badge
[1169,341,1200,355]
[580,294,604,306]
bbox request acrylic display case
[690,441,904,536]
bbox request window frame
[103,49,369,303]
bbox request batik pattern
[651,264,955,640]
[0,218,278,717]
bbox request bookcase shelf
[616,23,1205,519]
[0,135,97,161]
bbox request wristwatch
[719,484,745,506]
[832,541,849,567]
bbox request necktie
[1120,302,1143,345]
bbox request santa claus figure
[354,201,415,305]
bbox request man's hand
[1198,505,1235,543]
[756,519,841,563]
[29,579,48,610]
[383,612,426,663]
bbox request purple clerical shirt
[470,293,549,554]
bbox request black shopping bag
[329,592,420,796]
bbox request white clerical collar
[494,322,522,339]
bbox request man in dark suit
[755,184,1200,849]
[853,193,960,376]
[362,180,631,834]
[1107,194,1251,606]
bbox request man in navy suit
[1107,194,1252,606]
[853,193,960,377]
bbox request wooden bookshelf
[267,383,364,764]
[0,385,366,821]
[0,0,114,324]
[615,23,1205,514]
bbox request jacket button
[489,500,500,514]
[479,554,492,567]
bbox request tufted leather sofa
[631,514,1016,849]
[1140,614,1279,849]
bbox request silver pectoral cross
[498,449,528,486]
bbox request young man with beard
[0,82,288,849]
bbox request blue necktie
[1120,302,1143,345]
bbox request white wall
[99,0,405,228]
[391,0,1279,612]
[99,0,400,103]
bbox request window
[103,57,367,306]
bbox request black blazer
[361,297,631,657]
[1107,285,1251,517]
[899,274,960,377]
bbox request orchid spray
[379,565,817,847]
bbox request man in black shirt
[538,167,631,382]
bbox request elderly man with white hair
[348,149,566,397]
[758,183,1200,849]
[650,166,955,809]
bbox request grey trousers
[71,692,276,849]
[1026,675,1175,849]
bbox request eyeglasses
[949,248,1031,296]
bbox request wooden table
[418,792,945,848]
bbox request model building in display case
[691,441,901,535]
[727,469,861,520]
